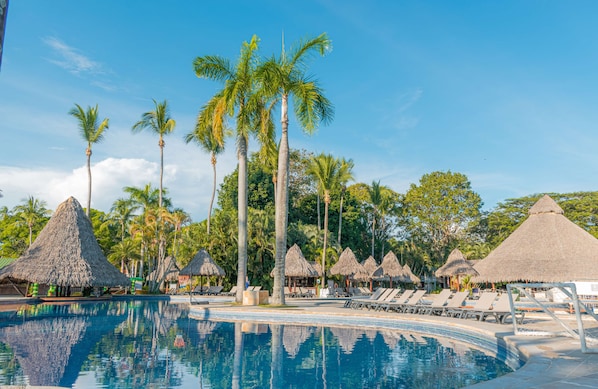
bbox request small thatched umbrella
[402,264,421,285]
[435,248,479,291]
[361,256,378,291]
[179,249,225,295]
[270,244,318,292]
[147,255,180,291]
[373,251,405,287]
[0,197,129,293]
[474,194,598,283]
[329,247,367,292]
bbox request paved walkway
[172,295,598,388]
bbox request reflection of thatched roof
[270,244,318,278]
[474,195,598,283]
[179,249,225,277]
[373,251,405,279]
[329,327,363,354]
[147,256,180,282]
[402,264,421,284]
[0,197,129,287]
[330,247,366,276]
[381,330,402,350]
[282,325,314,358]
[435,248,479,277]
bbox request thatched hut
[329,247,367,290]
[373,251,405,287]
[147,255,180,291]
[179,249,225,291]
[402,264,421,284]
[474,194,598,283]
[436,248,479,291]
[0,197,129,293]
[270,244,318,291]
[361,256,379,291]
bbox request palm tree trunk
[159,138,164,208]
[86,148,92,218]
[371,217,376,259]
[208,153,217,235]
[337,187,345,246]
[317,194,321,230]
[321,195,330,289]
[272,93,289,305]
[235,135,249,303]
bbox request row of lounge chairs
[284,287,316,298]
[345,288,524,324]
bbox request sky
[1,1,598,221]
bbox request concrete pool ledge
[176,297,598,388]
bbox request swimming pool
[0,299,518,388]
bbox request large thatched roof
[179,249,225,276]
[435,248,479,277]
[474,194,598,283]
[361,256,378,275]
[0,197,129,287]
[330,247,366,276]
[270,244,318,278]
[373,251,405,279]
[402,264,421,284]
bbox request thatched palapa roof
[361,256,378,276]
[0,197,129,287]
[474,194,598,283]
[402,264,421,284]
[435,248,479,278]
[373,251,405,279]
[147,255,180,282]
[329,247,366,276]
[180,249,225,276]
[270,244,318,278]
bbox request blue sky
[1,1,598,221]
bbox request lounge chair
[388,289,427,313]
[300,287,316,298]
[377,289,414,312]
[466,293,524,324]
[423,291,469,316]
[447,292,498,319]
[353,288,394,309]
[223,285,238,296]
[284,286,295,298]
[412,289,452,314]
[347,288,387,308]
[207,285,223,295]
[367,288,402,311]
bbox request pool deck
[2,294,598,388]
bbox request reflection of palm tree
[69,103,109,218]
[232,322,244,389]
[14,195,50,247]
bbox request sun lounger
[347,288,387,308]
[367,288,402,311]
[412,289,452,314]
[423,291,469,316]
[446,292,498,318]
[389,289,426,313]
[466,293,524,324]
[377,289,414,312]
[353,288,394,309]
[207,285,223,295]
[223,285,238,296]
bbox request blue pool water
[0,299,516,388]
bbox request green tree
[185,124,227,235]
[259,33,334,304]
[402,171,482,268]
[110,198,137,242]
[193,35,273,303]
[13,196,51,247]
[131,99,176,208]
[306,153,344,288]
[69,103,109,217]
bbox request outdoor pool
[0,299,518,388]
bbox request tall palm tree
[258,33,334,304]
[14,196,50,247]
[185,124,227,235]
[131,99,176,208]
[336,158,354,246]
[306,153,342,289]
[110,197,138,242]
[193,35,273,303]
[368,180,383,259]
[69,104,109,218]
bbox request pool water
[0,299,516,388]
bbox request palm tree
[14,196,50,247]
[110,198,138,242]
[108,238,139,275]
[306,153,342,289]
[368,181,383,259]
[258,33,334,304]
[185,124,227,235]
[336,158,354,246]
[193,35,273,303]
[69,104,109,218]
[131,99,176,208]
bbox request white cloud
[42,36,103,75]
